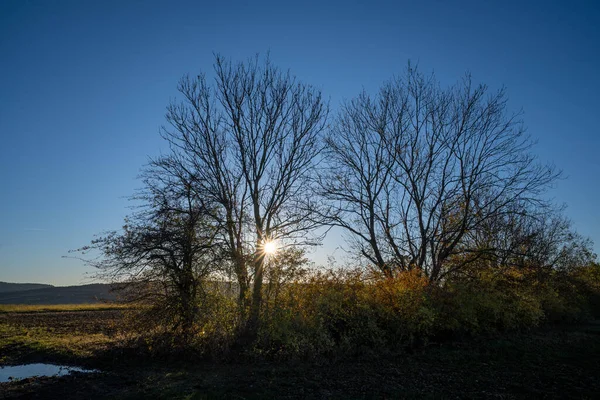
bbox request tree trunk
[247,251,265,338]
[236,258,249,319]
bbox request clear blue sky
[1,0,598,285]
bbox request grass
[1,307,599,399]
[0,305,126,367]
[0,324,115,362]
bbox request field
[1,305,600,399]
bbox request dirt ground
[1,309,599,399]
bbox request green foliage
[434,273,544,337]
[542,262,600,321]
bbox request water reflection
[0,363,98,382]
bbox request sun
[263,240,278,255]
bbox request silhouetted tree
[161,54,328,335]
[472,205,596,273]
[321,65,559,281]
[75,155,223,341]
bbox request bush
[540,263,600,322]
[256,268,437,358]
[433,269,548,339]
[120,262,600,360]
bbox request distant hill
[0,283,118,304]
[0,282,54,293]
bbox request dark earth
[1,309,599,399]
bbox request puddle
[0,363,98,383]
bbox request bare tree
[75,155,223,341]
[321,65,558,281]
[472,205,597,274]
[161,54,328,333]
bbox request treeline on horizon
[75,54,599,358]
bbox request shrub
[118,262,600,360]
[431,269,545,338]
[256,268,437,358]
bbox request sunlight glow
[263,240,278,255]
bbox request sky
[1,0,599,286]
